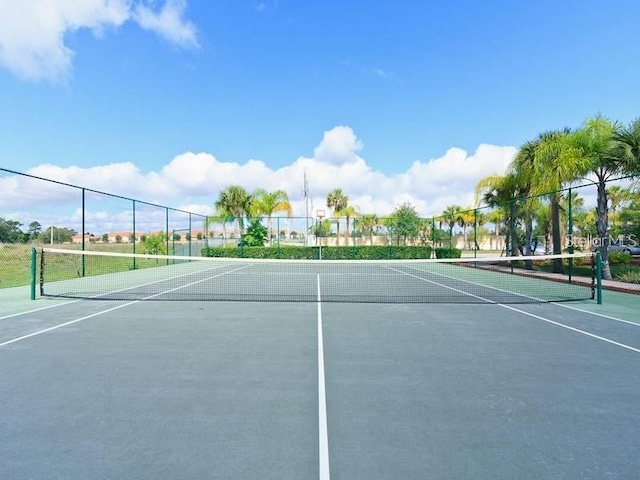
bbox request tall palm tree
[214,185,252,236]
[568,115,639,279]
[475,173,525,256]
[455,209,475,250]
[252,188,293,245]
[441,205,463,248]
[511,139,540,262]
[336,204,359,246]
[530,129,589,272]
[326,188,348,245]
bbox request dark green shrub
[202,245,432,260]
[608,251,632,265]
[434,248,462,259]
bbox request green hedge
[434,248,462,259]
[202,245,433,260]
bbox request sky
[1,0,639,228]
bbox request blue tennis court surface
[1,292,640,479]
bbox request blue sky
[1,0,639,223]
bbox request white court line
[317,274,331,480]
[45,262,234,301]
[553,302,640,327]
[1,261,237,323]
[0,301,139,347]
[500,304,640,354]
[0,299,79,321]
[387,266,640,354]
[385,266,495,303]
[403,264,640,327]
[0,265,251,348]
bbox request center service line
[317,274,331,480]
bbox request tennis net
[36,248,598,303]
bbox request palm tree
[606,185,631,230]
[214,185,252,237]
[455,209,475,250]
[568,115,639,279]
[252,188,293,245]
[511,139,540,261]
[612,118,640,172]
[336,204,359,246]
[206,209,234,245]
[326,189,348,245]
[475,173,525,256]
[441,205,463,248]
[355,213,380,245]
[530,129,589,272]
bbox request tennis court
[1,251,640,479]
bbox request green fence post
[473,209,478,259]
[568,187,573,282]
[596,252,602,305]
[277,217,281,258]
[431,218,436,258]
[30,248,36,300]
[132,200,136,270]
[81,188,86,277]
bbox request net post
[277,217,281,258]
[81,188,86,277]
[595,252,602,304]
[431,218,435,258]
[165,207,169,266]
[473,209,478,259]
[30,247,36,300]
[567,187,573,282]
[132,200,136,270]
[189,213,193,257]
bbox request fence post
[568,187,573,282]
[473,209,478,259]
[81,188,86,277]
[132,200,136,270]
[30,248,36,300]
[596,252,602,305]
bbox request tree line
[470,114,640,280]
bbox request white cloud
[2,126,518,235]
[312,126,364,165]
[133,0,198,48]
[0,0,198,83]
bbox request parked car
[608,240,640,256]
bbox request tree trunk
[596,181,612,280]
[550,195,564,274]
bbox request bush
[611,263,640,282]
[434,248,462,259]
[202,245,433,260]
[608,251,632,265]
[615,269,640,284]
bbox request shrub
[434,248,462,259]
[202,245,433,260]
[614,268,640,283]
[608,251,632,265]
